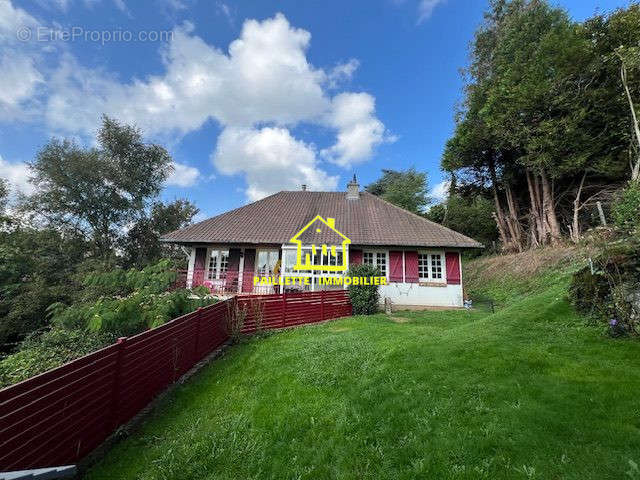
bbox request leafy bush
[568,237,640,335]
[51,260,211,337]
[0,328,115,388]
[347,263,381,315]
[612,181,640,235]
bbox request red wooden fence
[0,290,351,472]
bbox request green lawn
[87,281,640,480]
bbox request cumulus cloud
[321,92,391,166]
[213,126,338,201]
[1,6,389,200]
[417,0,445,24]
[166,161,200,187]
[0,155,33,194]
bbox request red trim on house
[445,251,461,285]
[350,249,363,265]
[193,247,207,285]
[389,251,403,282]
[242,249,256,292]
[404,251,419,283]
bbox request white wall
[379,282,463,308]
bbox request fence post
[109,337,127,429]
[320,290,325,322]
[281,293,287,327]
[193,307,203,364]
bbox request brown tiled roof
[161,191,483,248]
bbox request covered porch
[179,244,352,296]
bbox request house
[161,176,482,308]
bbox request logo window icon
[289,216,351,272]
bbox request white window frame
[418,250,446,282]
[206,247,229,281]
[255,249,280,276]
[363,249,389,278]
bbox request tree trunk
[526,170,545,246]
[620,62,640,181]
[540,171,561,243]
[571,172,586,244]
[504,185,524,252]
[488,158,513,251]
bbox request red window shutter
[445,252,461,285]
[242,249,256,292]
[404,251,419,283]
[193,247,207,286]
[389,251,403,282]
[350,249,363,265]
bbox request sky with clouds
[0,0,631,217]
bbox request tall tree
[366,168,430,214]
[121,199,199,268]
[23,116,173,254]
[443,0,639,250]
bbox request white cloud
[0,52,43,118]
[0,155,33,194]
[417,0,445,24]
[430,179,450,203]
[166,161,200,187]
[213,126,338,201]
[326,59,359,89]
[0,8,389,200]
[321,92,391,167]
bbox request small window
[418,252,444,281]
[207,249,229,280]
[363,251,387,276]
[431,254,442,279]
[256,250,279,276]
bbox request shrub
[0,328,115,388]
[347,263,381,315]
[568,236,640,335]
[612,181,640,235]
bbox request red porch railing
[0,290,352,472]
[172,269,279,295]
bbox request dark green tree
[366,168,430,214]
[23,116,173,254]
[121,199,199,268]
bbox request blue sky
[0,0,632,220]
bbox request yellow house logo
[289,215,351,272]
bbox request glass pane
[283,249,298,274]
[418,253,429,279]
[220,250,229,275]
[431,254,442,279]
[207,251,218,280]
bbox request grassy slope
[87,249,640,480]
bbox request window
[418,252,444,281]
[207,249,229,280]
[256,250,279,276]
[431,254,443,279]
[363,251,387,276]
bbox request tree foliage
[366,168,430,214]
[23,116,173,253]
[444,0,640,251]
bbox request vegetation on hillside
[0,117,199,353]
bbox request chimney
[326,217,336,229]
[346,174,360,200]
[301,184,307,191]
